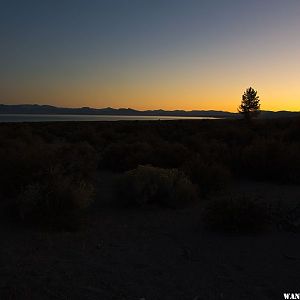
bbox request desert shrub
[268,199,300,232]
[100,142,153,172]
[100,140,190,172]
[0,128,97,230]
[150,142,192,169]
[0,138,55,197]
[0,137,98,198]
[115,165,198,208]
[60,124,105,147]
[205,124,255,147]
[51,141,98,181]
[17,169,94,230]
[238,138,279,180]
[181,136,232,168]
[238,138,300,183]
[284,119,300,142]
[183,156,231,196]
[202,194,269,233]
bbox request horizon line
[1,103,300,114]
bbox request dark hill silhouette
[0,104,299,119]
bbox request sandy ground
[0,178,299,300]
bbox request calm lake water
[0,114,220,123]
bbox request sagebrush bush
[0,137,98,198]
[17,170,94,230]
[116,165,198,208]
[183,156,231,196]
[52,141,98,181]
[202,194,269,233]
[0,138,55,197]
[100,142,152,171]
[239,138,300,183]
[150,142,191,169]
[268,199,300,232]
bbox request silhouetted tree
[238,87,261,121]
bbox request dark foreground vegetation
[1,118,300,231]
[0,119,300,299]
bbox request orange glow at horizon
[2,33,300,113]
[2,74,300,112]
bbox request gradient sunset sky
[1,0,300,112]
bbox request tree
[238,87,261,121]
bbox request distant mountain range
[0,104,299,119]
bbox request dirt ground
[0,178,299,300]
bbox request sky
[1,0,300,112]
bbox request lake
[0,114,220,123]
